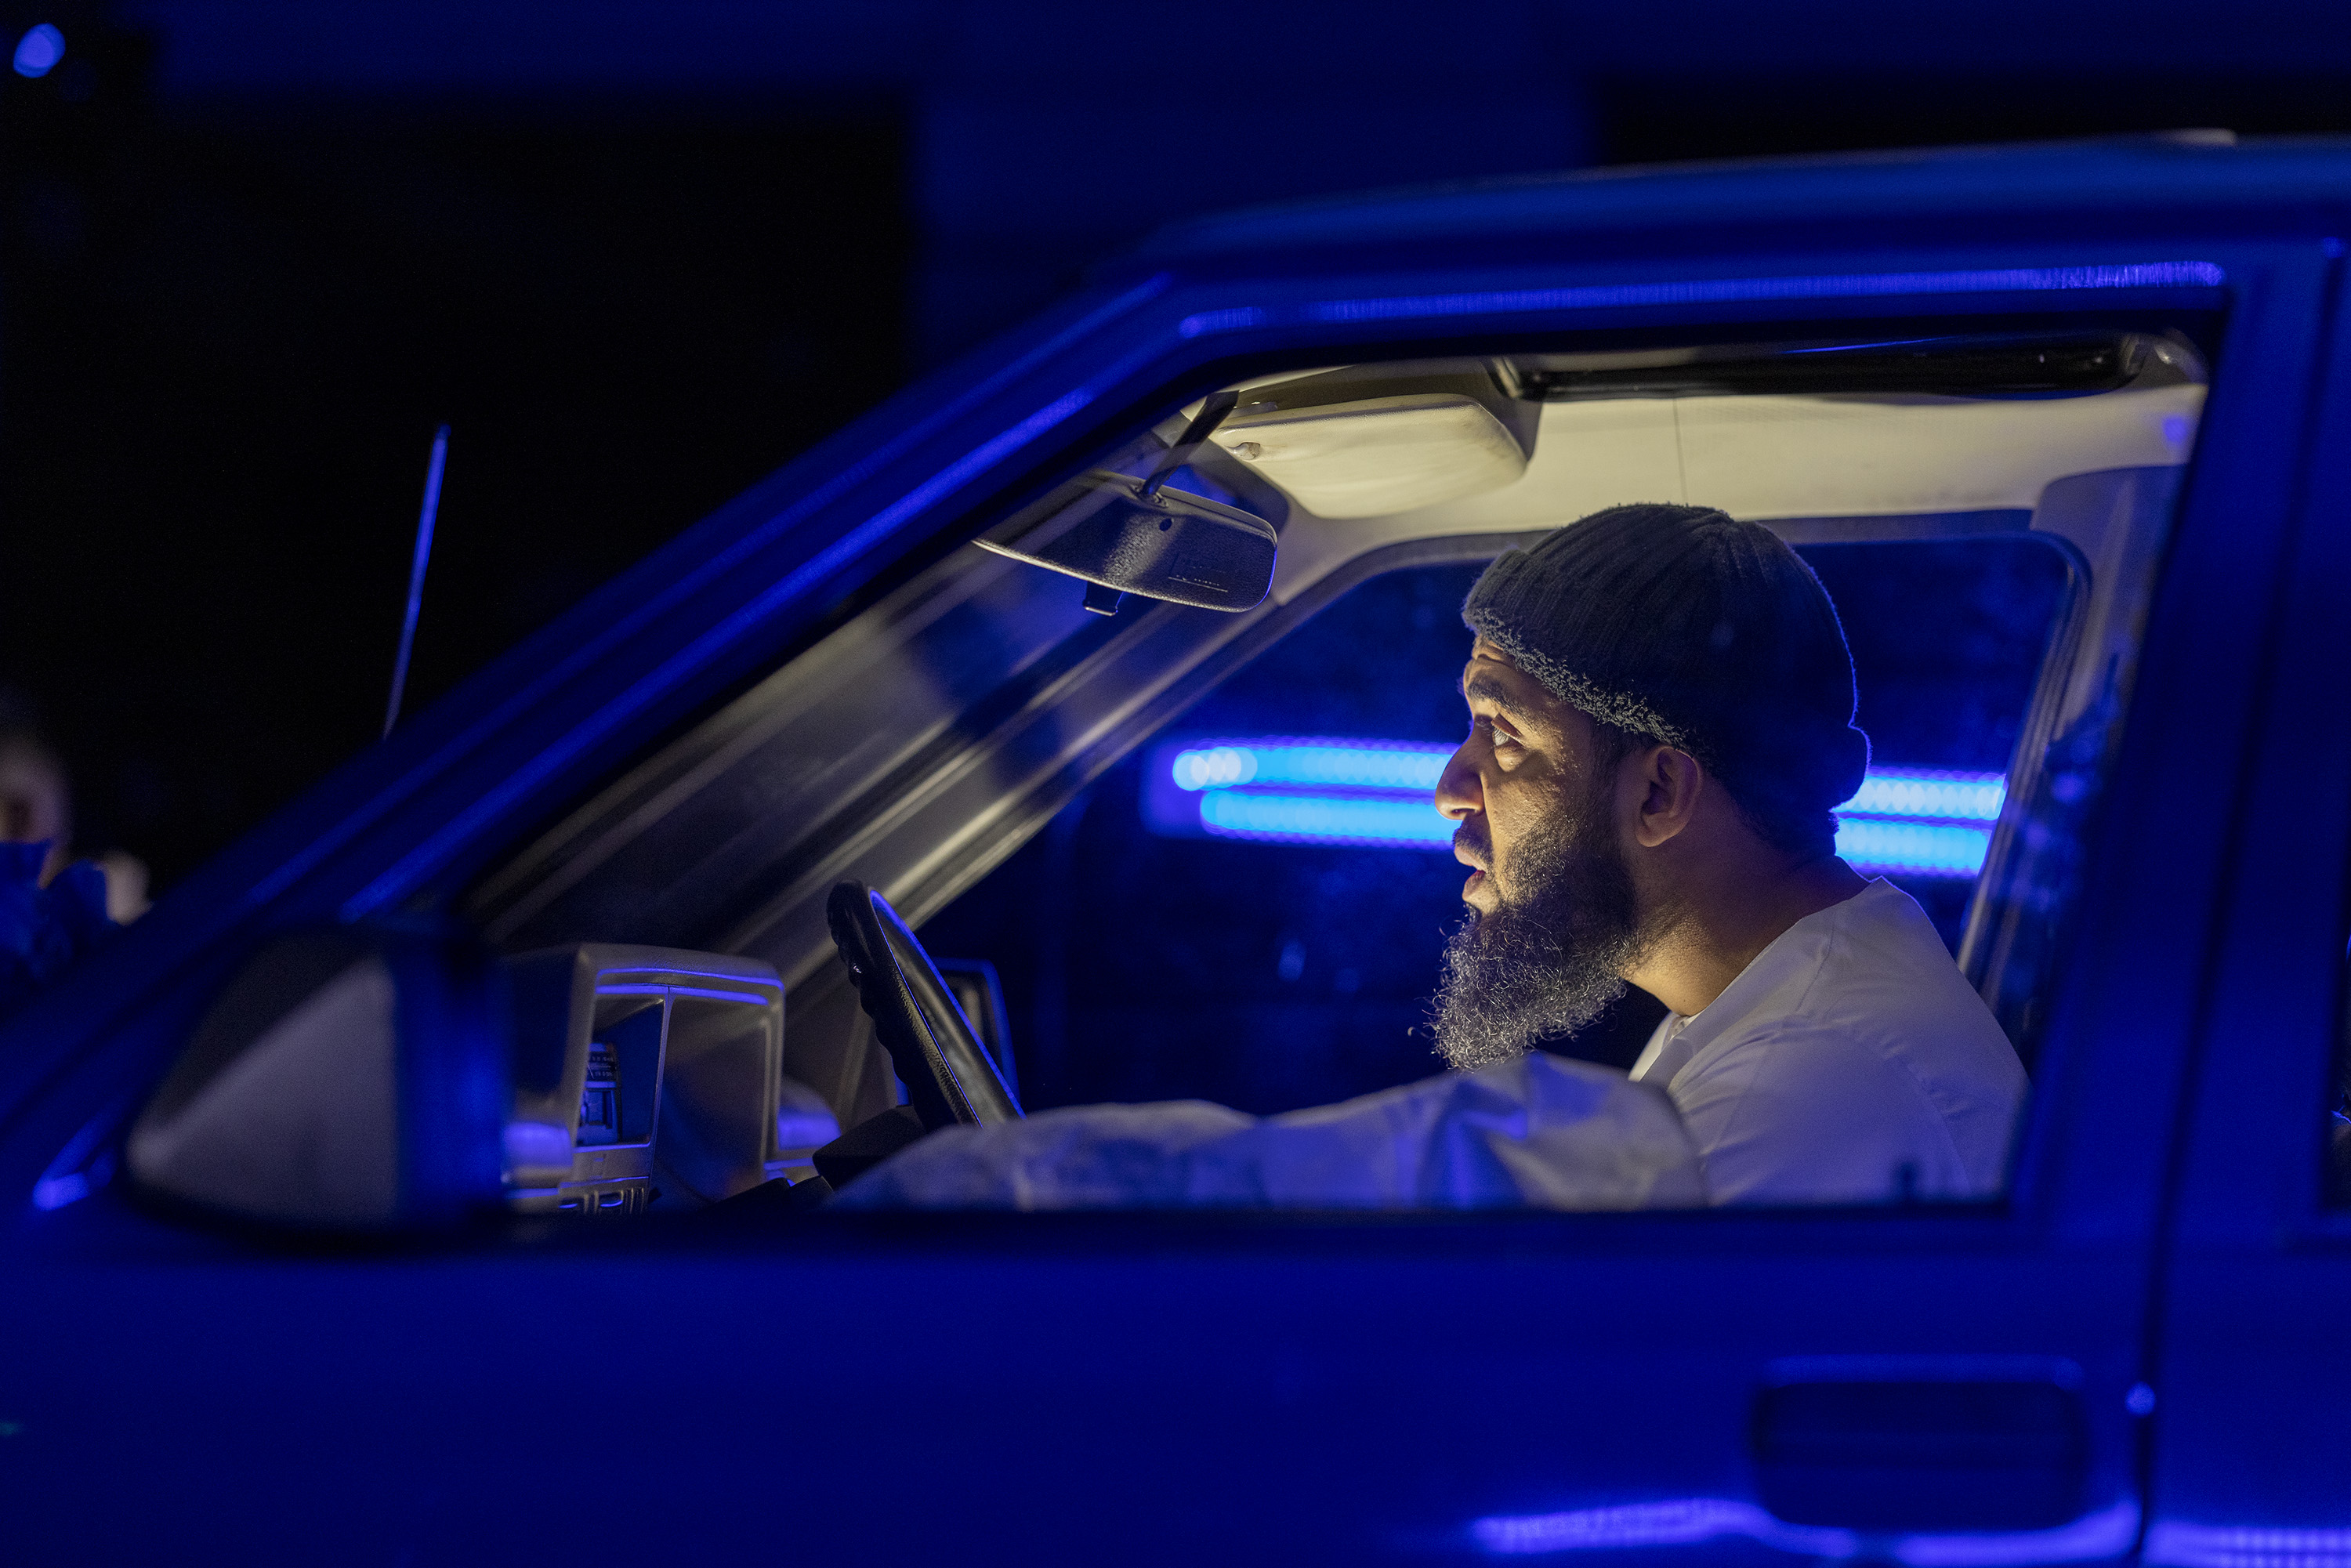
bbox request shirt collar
[1626,879,1889,1084]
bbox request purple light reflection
[1473,1496,2139,1564]
[2146,1520,2351,1568]
[1472,1497,1853,1557]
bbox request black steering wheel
[826,881,1023,1130]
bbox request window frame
[472,308,2220,1206]
[2,237,2277,1258]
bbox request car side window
[922,538,2076,1115]
[469,332,2204,1208]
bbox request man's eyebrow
[1461,670,1530,721]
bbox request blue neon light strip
[1159,739,2006,877]
[1844,768,2005,822]
[1831,818,1994,877]
[1172,739,1451,792]
[1199,789,1461,848]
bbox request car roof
[1109,135,2351,276]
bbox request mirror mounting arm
[1139,389,1240,502]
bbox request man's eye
[1469,715,1524,754]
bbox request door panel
[2146,250,2351,1557]
[0,1222,2146,1565]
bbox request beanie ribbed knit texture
[1462,502,1870,821]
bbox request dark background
[2,0,2347,890]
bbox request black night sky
[3,0,2347,890]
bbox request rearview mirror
[976,467,1278,613]
[976,388,1278,614]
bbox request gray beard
[1427,788,1651,1074]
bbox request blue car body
[5,136,2351,1564]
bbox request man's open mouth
[1454,827,1494,904]
[1451,826,1491,874]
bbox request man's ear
[1629,745,1706,849]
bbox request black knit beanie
[1461,503,1870,833]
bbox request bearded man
[1429,503,2023,1204]
[833,505,2023,1211]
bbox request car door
[2140,249,2351,1561]
[0,166,2337,1565]
[808,241,2310,1566]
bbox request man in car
[1429,502,2023,1203]
[840,504,2025,1210]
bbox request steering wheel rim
[826,881,1023,1129]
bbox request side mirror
[127,925,509,1228]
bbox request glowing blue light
[13,23,63,78]
[1178,263,2226,339]
[1153,738,2003,873]
[2146,1522,2351,1568]
[31,1168,92,1211]
[1172,739,1451,792]
[1180,306,1268,336]
[1172,746,1257,789]
[1844,769,2005,822]
[31,1100,121,1211]
[1834,818,1992,876]
[1198,789,1458,848]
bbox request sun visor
[1210,393,1527,520]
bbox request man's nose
[1436,743,1482,821]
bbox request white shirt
[1628,878,2025,1204]
[835,1052,1703,1211]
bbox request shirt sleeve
[832,1054,1705,1211]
